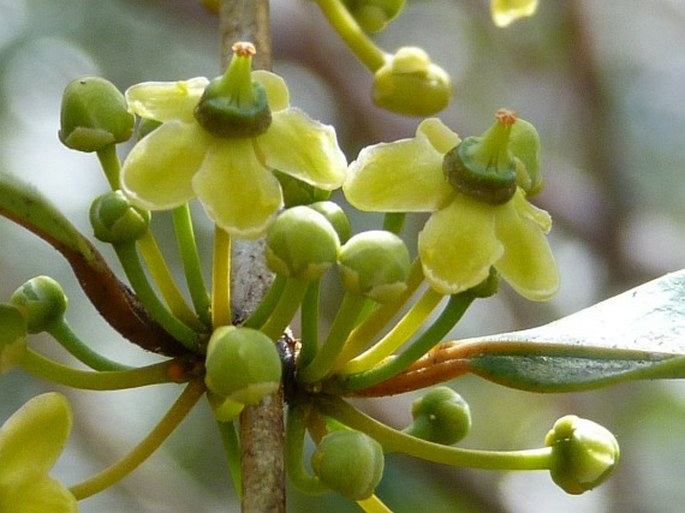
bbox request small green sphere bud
[337,231,410,303]
[9,276,67,333]
[443,109,518,205]
[343,0,407,32]
[372,47,452,117]
[266,206,340,280]
[90,190,150,244]
[545,415,620,495]
[273,170,332,208]
[59,77,135,152]
[307,201,352,244]
[404,386,471,445]
[311,429,384,500]
[0,304,28,373]
[204,326,282,406]
[509,118,542,195]
[194,42,272,138]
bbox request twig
[218,2,285,512]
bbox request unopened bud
[545,415,620,495]
[311,429,384,500]
[59,77,134,152]
[10,276,67,333]
[372,47,452,116]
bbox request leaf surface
[358,270,685,395]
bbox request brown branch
[218,2,285,512]
[0,209,188,357]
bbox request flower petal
[511,189,552,233]
[344,119,456,213]
[416,117,461,154]
[252,70,289,112]
[125,77,209,123]
[256,108,347,190]
[0,393,71,481]
[0,477,77,513]
[494,193,559,301]
[491,0,539,27]
[418,196,503,294]
[192,139,283,239]
[121,121,209,210]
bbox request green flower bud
[273,170,332,208]
[194,42,272,138]
[372,47,452,117]
[509,118,543,196]
[0,304,28,373]
[307,201,351,244]
[545,415,620,495]
[206,390,245,422]
[337,230,410,303]
[443,109,519,205]
[342,0,407,32]
[204,326,282,406]
[90,190,150,244]
[58,76,135,152]
[311,429,384,500]
[404,387,471,445]
[9,276,67,333]
[266,206,340,280]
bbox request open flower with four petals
[120,44,347,239]
[343,116,559,301]
[0,393,76,513]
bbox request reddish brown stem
[1,209,189,357]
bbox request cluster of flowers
[0,1,620,512]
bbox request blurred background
[1,0,684,511]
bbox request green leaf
[362,270,685,395]
[455,269,685,391]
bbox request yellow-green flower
[0,393,77,513]
[120,46,347,239]
[491,0,539,27]
[343,117,559,300]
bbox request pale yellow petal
[344,123,455,213]
[416,117,461,154]
[121,121,209,210]
[0,477,77,513]
[252,70,289,111]
[511,188,552,233]
[494,196,559,301]
[125,77,209,122]
[0,393,71,480]
[192,139,283,239]
[418,196,503,294]
[491,0,539,27]
[257,108,347,190]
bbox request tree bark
[218,2,285,512]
